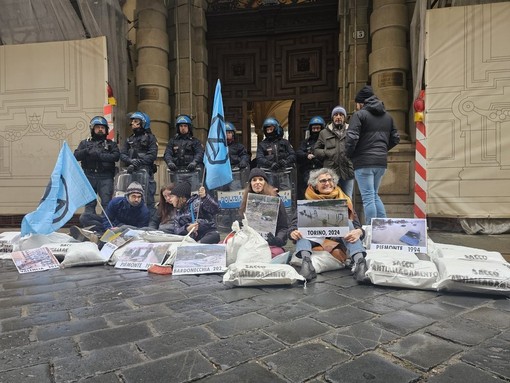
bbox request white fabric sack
[226,219,271,265]
[43,243,82,261]
[365,250,438,290]
[140,231,194,243]
[60,242,104,268]
[223,262,305,287]
[162,237,197,266]
[14,232,75,253]
[431,243,506,263]
[311,251,346,273]
[433,258,510,295]
[0,232,21,259]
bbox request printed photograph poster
[370,218,428,253]
[11,247,60,274]
[172,244,227,275]
[245,193,280,239]
[100,230,132,262]
[297,199,349,238]
[114,242,170,270]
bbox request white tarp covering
[425,2,510,218]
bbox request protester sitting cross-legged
[168,182,220,244]
[148,184,176,233]
[239,168,289,257]
[288,167,369,283]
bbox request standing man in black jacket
[345,85,400,225]
[74,116,120,231]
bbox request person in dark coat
[168,182,220,244]
[103,181,150,231]
[164,114,204,173]
[345,85,400,225]
[74,115,120,232]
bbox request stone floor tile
[197,362,287,383]
[426,362,506,383]
[258,301,319,322]
[353,294,412,315]
[206,312,274,338]
[302,291,355,309]
[426,317,500,346]
[461,337,510,379]
[313,305,375,327]
[372,310,436,336]
[405,300,465,320]
[0,363,51,383]
[461,307,510,329]
[264,317,330,345]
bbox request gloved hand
[167,162,177,171]
[266,232,284,247]
[270,162,280,171]
[187,162,197,172]
[131,159,142,167]
[278,159,287,169]
[238,160,248,169]
[127,165,135,174]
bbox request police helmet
[130,111,151,130]
[308,116,325,130]
[89,116,109,134]
[262,117,283,137]
[225,122,236,132]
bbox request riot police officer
[164,114,204,172]
[74,115,120,231]
[120,111,158,215]
[296,116,325,198]
[256,117,296,171]
[226,122,250,170]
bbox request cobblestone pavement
[0,249,509,383]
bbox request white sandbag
[43,243,82,261]
[140,231,193,243]
[433,258,510,295]
[0,232,21,259]
[431,243,506,263]
[225,219,271,265]
[365,250,438,290]
[60,242,104,268]
[223,262,305,287]
[14,232,76,253]
[310,251,346,273]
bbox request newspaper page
[297,199,349,238]
[100,229,132,262]
[11,247,60,274]
[370,218,428,253]
[244,193,280,239]
[114,242,170,270]
[172,244,227,275]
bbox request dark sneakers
[299,253,317,281]
[353,257,370,284]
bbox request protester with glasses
[288,167,369,282]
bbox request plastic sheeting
[425,2,510,220]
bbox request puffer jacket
[103,196,150,230]
[345,95,400,169]
[314,123,353,180]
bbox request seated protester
[168,182,220,244]
[239,168,288,257]
[103,182,150,231]
[148,184,175,233]
[288,167,368,283]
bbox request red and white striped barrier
[414,90,427,219]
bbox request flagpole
[97,201,113,228]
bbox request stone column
[169,0,208,143]
[369,0,409,140]
[135,0,171,149]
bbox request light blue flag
[21,141,97,236]
[204,79,233,190]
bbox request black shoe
[353,257,370,284]
[70,226,99,243]
[299,254,317,281]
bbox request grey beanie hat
[355,85,374,103]
[126,182,144,198]
[331,106,347,119]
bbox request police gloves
[278,159,287,169]
[127,165,135,174]
[167,162,177,171]
[270,162,280,171]
[266,232,284,247]
[187,162,197,172]
[131,159,142,167]
[238,160,248,169]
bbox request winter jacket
[164,134,204,169]
[120,131,158,175]
[345,95,400,169]
[228,141,250,168]
[314,123,354,180]
[256,137,296,169]
[74,137,119,176]
[296,137,323,174]
[173,194,219,240]
[103,196,150,230]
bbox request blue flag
[21,141,97,236]
[204,79,233,190]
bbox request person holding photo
[239,168,289,257]
[168,182,220,244]
[288,168,368,282]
